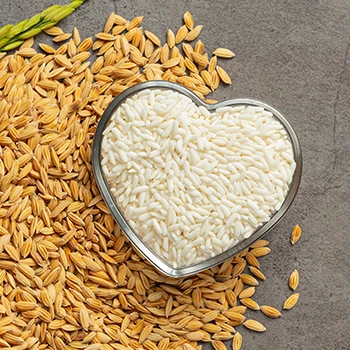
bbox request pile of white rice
[101,89,296,267]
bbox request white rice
[101,89,296,268]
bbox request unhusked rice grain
[0,8,300,349]
[101,89,296,267]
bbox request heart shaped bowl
[92,81,302,278]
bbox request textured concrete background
[1,0,350,348]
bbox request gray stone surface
[1,0,349,348]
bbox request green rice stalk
[0,0,87,51]
[0,24,13,38]
[39,21,58,30]
[22,14,42,32]
[18,27,42,40]
[5,19,28,39]
[52,7,75,22]
[0,38,9,48]
[43,6,66,21]
[70,1,85,9]
[1,40,24,51]
[39,5,62,17]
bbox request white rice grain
[101,89,296,267]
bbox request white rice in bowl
[101,89,296,267]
